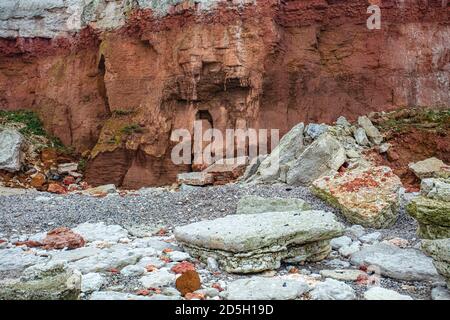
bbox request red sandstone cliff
[0,0,449,188]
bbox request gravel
[0,183,418,241]
[1,183,435,300]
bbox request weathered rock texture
[407,178,450,239]
[421,238,450,288]
[174,210,344,273]
[312,166,403,228]
[1,0,449,188]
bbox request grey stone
[330,236,352,250]
[310,278,356,300]
[319,269,365,281]
[0,247,47,272]
[431,286,450,300]
[120,264,146,277]
[286,134,346,186]
[358,116,383,145]
[354,128,370,146]
[236,195,311,215]
[175,210,344,273]
[305,123,329,139]
[57,162,78,174]
[241,154,267,181]
[360,232,382,243]
[350,243,440,281]
[50,246,102,263]
[139,269,175,288]
[131,237,181,252]
[166,251,190,262]
[339,242,361,257]
[68,245,155,274]
[0,261,81,300]
[324,259,351,269]
[72,222,128,243]
[195,287,220,298]
[247,123,305,183]
[0,129,23,172]
[421,178,450,202]
[336,116,351,127]
[207,257,219,271]
[81,273,106,293]
[346,225,366,238]
[378,143,391,154]
[364,287,413,300]
[224,277,309,300]
[421,239,450,287]
[409,157,450,179]
[136,256,167,269]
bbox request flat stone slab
[319,269,366,281]
[175,210,344,253]
[236,195,311,214]
[175,210,344,273]
[223,277,309,300]
[72,222,129,243]
[310,278,356,300]
[350,243,440,281]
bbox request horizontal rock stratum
[1,0,449,188]
[174,210,344,273]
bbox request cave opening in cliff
[97,54,111,116]
[192,110,215,171]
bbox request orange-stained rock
[171,261,196,274]
[175,270,201,296]
[63,176,76,185]
[14,240,42,248]
[47,183,67,194]
[184,292,205,300]
[204,157,249,185]
[30,173,46,188]
[41,148,58,167]
[42,227,85,250]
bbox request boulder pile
[244,115,386,186]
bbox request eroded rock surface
[174,210,344,273]
[312,166,402,228]
[407,178,450,239]
[350,243,440,282]
[0,129,23,172]
[421,239,450,288]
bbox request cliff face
[0,0,449,188]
